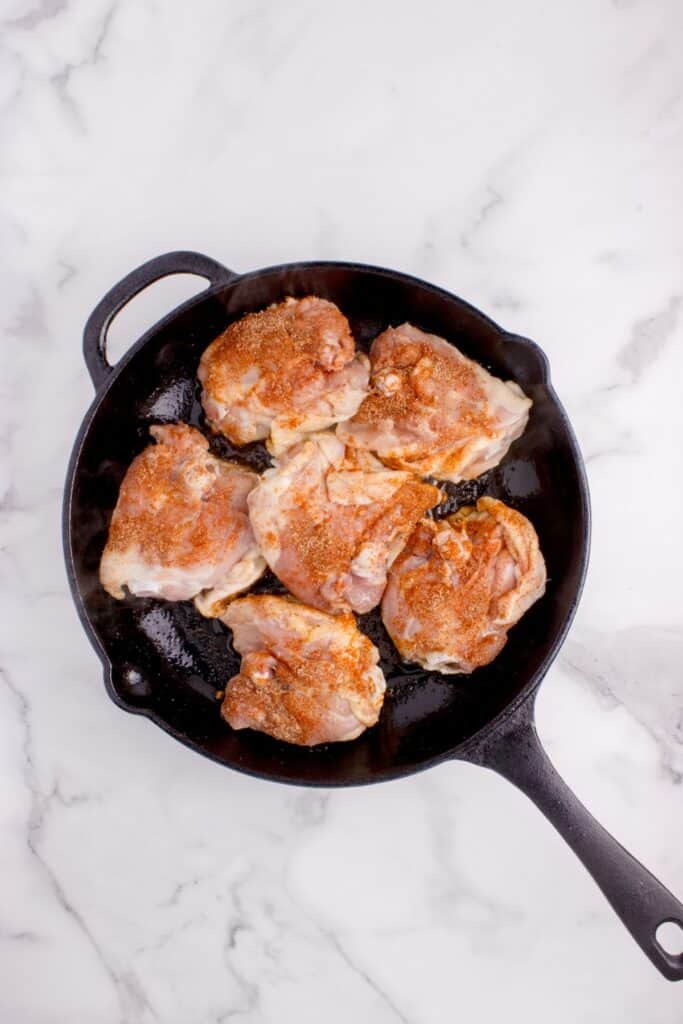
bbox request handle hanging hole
[656,921,683,956]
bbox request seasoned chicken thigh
[198,296,369,455]
[221,595,386,746]
[248,432,442,614]
[382,497,546,674]
[338,323,531,483]
[100,423,265,614]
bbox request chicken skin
[198,296,369,455]
[337,323,531,483]
[247,432,442,615]
[99,423,265,614]
[221,595,386,746]
[382,497,546,674]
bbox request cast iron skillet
[64,251,683,979]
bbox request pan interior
[68,265,588,785]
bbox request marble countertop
[2,0,683,1020]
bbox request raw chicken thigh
[221,595,386,745]
[382,497,546,674]
[248,432,442,614]
[198,296,369,455]
[99,423,265,614]
[338,323,531,483]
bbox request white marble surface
[2,0,683,1020]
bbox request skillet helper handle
[83,251,236,389]
[473,698,683,980]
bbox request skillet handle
[468,696,683,980]
[83,251,236,389]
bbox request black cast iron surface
[64,252,683,979]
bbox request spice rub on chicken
[247,432,442,615]
[198,296,369,455]
[337,323,531,483]
[99,423,265,614]
[220,595,386,746]
[381,497,546,674]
